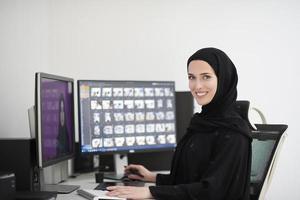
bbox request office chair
[235,101,287,200]
[250,124,287,200]
[235,100,267,130]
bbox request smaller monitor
[35,72,78,193]
[35,72,75,168]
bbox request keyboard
[94,181,145,190]
[77,189,125,200]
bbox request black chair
[249,124,287,200]
[235,100,255,130]
[235,101,287,200]
[235,100,267,130]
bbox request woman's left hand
[106,186,153,199]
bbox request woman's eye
[203,75,211,80]
[188,75,195,80]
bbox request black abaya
[149,48,252,200]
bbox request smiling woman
[107,47,252,200]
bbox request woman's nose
[195,79,203,90]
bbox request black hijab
[187,47,251,138]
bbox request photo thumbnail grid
[79,81,176,152]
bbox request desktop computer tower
[0,138,40,191]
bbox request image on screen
[36,73,75,167]
[78,80,177,154]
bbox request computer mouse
[127,168,144,178]
[121,175,131,182]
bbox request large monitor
[78,80,177,175]
[35,72,78,193]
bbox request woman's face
[188,60,218,106]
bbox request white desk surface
[57,172,98,200]
[56,172,164,200]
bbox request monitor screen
[78,80,177,154]
[35,73,75,168]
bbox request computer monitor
[77,80,177,176]
[35,72,78,193]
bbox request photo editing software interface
[78,80,177,154]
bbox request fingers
[125,164,142,172]
[106,186,118,190]
[127,174,143,180]
[107,186,135,191]
[106,186,152,199]
[124,164,157,182]
[106,186,133,198]
[124,164,145,178]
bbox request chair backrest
[250,124,288,200]
[235,100,255,130]
[235,100,267,130]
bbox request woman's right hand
[124,164,157,182]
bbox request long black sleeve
[149,132,251,200]
[156,174,172,186]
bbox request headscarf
[187,47,251,138]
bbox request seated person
[106,47,252,200]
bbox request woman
[56,94,70,156]
[107,47,252,200]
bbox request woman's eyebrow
[200,72,212,75]
[188,72,212,75]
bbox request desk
[57,172,98,200]
[56,172,161,200]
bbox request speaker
[0,139,40,191]
[74,142,95,173]
[0,172,16,200]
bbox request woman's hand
[125,164,156,182]
[106,186,153,199]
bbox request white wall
[0,0,299,199]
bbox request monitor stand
[40,160,79,194]
[103,153,128,180]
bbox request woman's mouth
[195,91,207,97]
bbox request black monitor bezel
[35,72,76,168]
[77,79,177,155]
